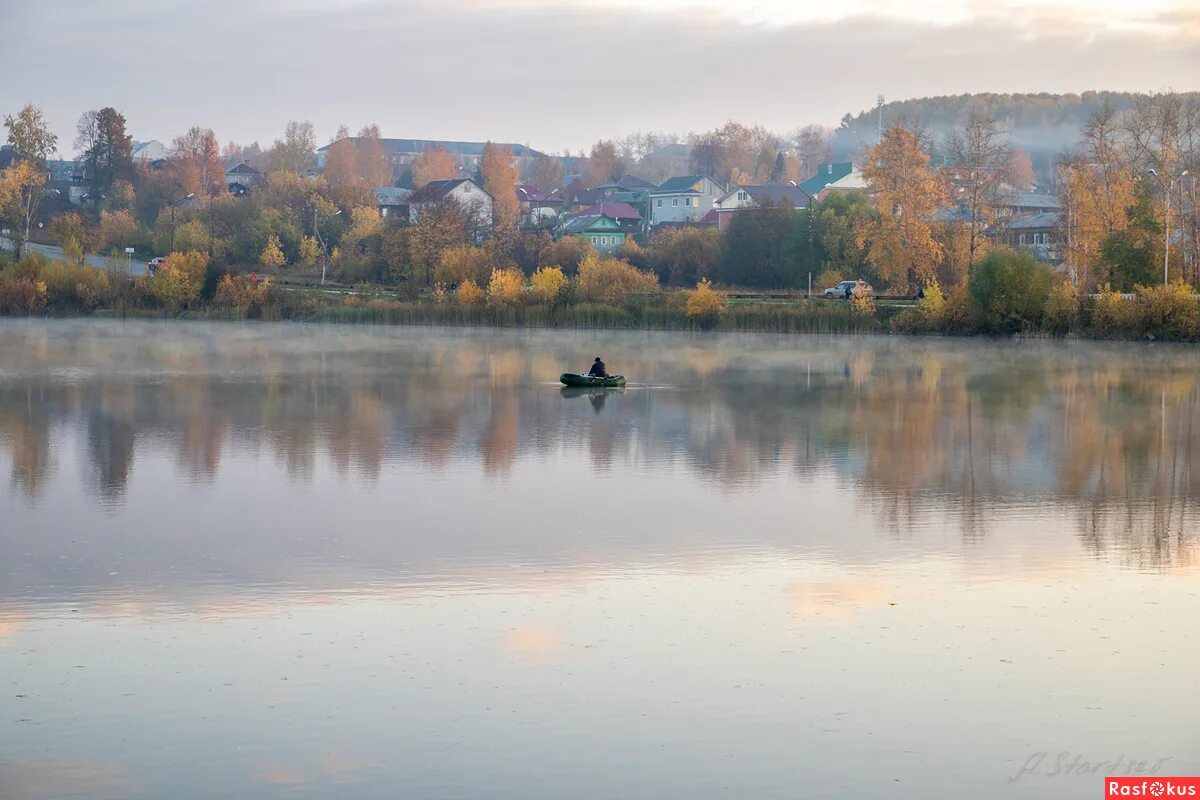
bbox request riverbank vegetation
[1,92,1198,339]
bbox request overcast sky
[4,0,1197,156]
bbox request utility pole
[876,94,885,141]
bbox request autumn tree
[793,125,833,179]
[260,234,286,268]
[946,109,1010,273]
[75,107,133,204]
[1007,149,1035,190]
[0,160,46,258]
[1059,104,1137,288]
[4,105,58,168]
[860,125,947,291]
[531,155,564,193]
[265,120,316,174]
[356,124,391,188]
[322,137,359,190]
[481,142,519,231]
[691,122,771,184]
[585,140,625,186]
[169,126,224,196]
[411,145,458,188]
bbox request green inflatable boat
[560,373,627,388]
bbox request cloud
[2,1,1197,159]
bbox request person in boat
[588,357,608,378]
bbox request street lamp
[1148,168,1189,286]
[313,206,342,286]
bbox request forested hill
[832,91,1200,164]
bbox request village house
[407,178,493,230]
[374,186,412,220]
[797,162,860,198]
[648,175,725,226]
[560,213,625,252]
[131,140,168,163]
[225,162,263,196]
[573,201,642,233]
[712,183,811,230]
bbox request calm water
[1,319,1198,799]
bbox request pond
[1,319,1197,799]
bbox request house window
[685,198,692,206]
[657,199,662,207]
[738,191,747,202]
[591,236,597,244]
[673,198,678,207]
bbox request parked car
[147,256,166,275]
[823,279,874,299]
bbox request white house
[407,178,493,230]
[131,140,168,162]
[712,183,812,230]
[648,175,725,226]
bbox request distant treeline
[834,91,1200,169]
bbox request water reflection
[3,320,1200,800]
[1,320,1197,569]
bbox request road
[0,238,149,276]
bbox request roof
[518,185,563,204]
[597,175,654,192]
[1008,211,1062,229]
[576,202,642,221]
[561,213,621,235]
[226,162,262,176]
[407,178,489,203]
[374,186,412,205]
[723,183,811,207]
[317,137,545,159]
[797,162,857,196]
[999,190,1061,211]
[652,175,716,194]
[822,171,868,192]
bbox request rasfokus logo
[1106,777,1200,797]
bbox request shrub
[1135,281,1199,339]
[97,209,139,253]
[486,267,525,307]
[849,284,876,316]
[685,278,728,330]
[144,251,208,310]
[539,237,592,275]
[436,244,494,287]
[455,279,485,305]
[968,248,1051,333]
[297,236,320,267]
[39,260,114,311]
[1043,280,1080,335]
[431,282,451,304]
[576,252,659,306]
[529,266,568,305]
[1091,284,1137,337]
[0,274,47,314]
[213,274,270,312]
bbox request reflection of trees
[1,325,1199,566]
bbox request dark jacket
[588,359,607,378]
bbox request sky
[3,0,1198,156]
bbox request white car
[823,280,873,299]
[147,257,166,275]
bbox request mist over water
[1,319,1197,799]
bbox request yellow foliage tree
[486,267,525,306]
[685,278,728,330]
[97,209,139,253]
[145,251,208,310]
[455,279,485,305]
[436,244,493,286]
[411,145,459,188]
[259,234,286,268]
[860,125,947,291]
[213,274,270,311]
[298,235,320,267]
[576,251,659,305]
[529,266,568,304]
[481,142,519,231]
[0,160,47,258]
